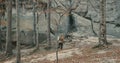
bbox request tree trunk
[0,17,1,50]
[16,0,21,63]
[33,0,36,46]
[5,0,13,56]
[99,0,108,45]
[56,23,59,63]
[35,12,39,49]
[56,40,59,63]
[48,0,51,47]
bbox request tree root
[92,42,112,49]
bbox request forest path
[2,37,120,63]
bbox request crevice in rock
[67,14,77,33]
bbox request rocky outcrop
[86,0,120,38]
[1,0,120,45]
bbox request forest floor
[1,37,120,63]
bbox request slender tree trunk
[56,40,58,63]
[48,0,51,47]
[0,17,1,50]
[55,15,63,63]
[5,0,13,56]
[16,0,21,63]
[33,0,36,46]
[0,0,6,51]
[35,12,39,49]
[99,0,108,45]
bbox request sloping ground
[1,37,120,63]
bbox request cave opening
[67,14,77,33]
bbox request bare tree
[16,0,21,62]
[54,8,70,63]
[93,0,111,48]
[53,1,79,63]
[99,0,107,45]
[0,16,1,51]
[48,0,51,47]
[0,0,3,51]
[5,0,13,56]
[55,16,63,63]
[55,0,79,34]
[33,0,37,46]
[0,0,6,51]
[0,2,2,50]
[32,0,39,51]
[35,12,39,50]
[34,12,39,51]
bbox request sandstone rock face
[87,0,120,38]
[2,0,120,45]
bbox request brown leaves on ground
[1,37,120,63]
[19,45,120,63]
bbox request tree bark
[55,27,59,63]
[48,0,51,47]
[0,17,1,50]
[33,0,36,46]
[99,0,108,45]
[5,0,13,56]
[16,0,21,63]
[35,12,39,49]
